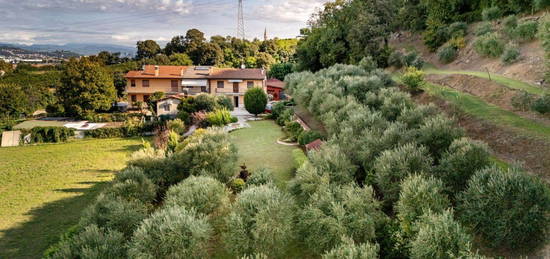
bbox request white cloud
[0,31,41,45]
[17,0,193,15]
[258,0,329,23]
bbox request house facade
[125,65,267,108]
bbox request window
[131,80,136,87]
[143,95,150,102]
[247,81,254,89]
[171,80,179,92]
[217,81,224,88]
[142,80,150,87]
[163,103,170,112]
[131,95,137,102]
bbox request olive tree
[396,174,450,237]
[374,143,433,208]
[129,207,212,258]
[410,210,474,259]
[417,115,464,158]
[106,167,157,204]
[322,238,379,259]
[164,176,229,215]
[222,185,297,257]
[298,184,385,255]
[49,225,126,259]
[458,167,550,250]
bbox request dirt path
[425,73,550,126]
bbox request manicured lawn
[230,120,300,188]
[0,138,143,258]
[13,120,68,129]
[424,68,546,95]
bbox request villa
[125,65,267,108]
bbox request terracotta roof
[125,65,187,79]
[183,66,213,79]
[157,95,184,102]
[305,139,324,152]
[209,67,266,80]
[267,78,285,89]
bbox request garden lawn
[230,120,300,188]
[0,138,143,259]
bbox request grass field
[0,138,143,258]
[230,120,300,188]
[423,82,550,140]
[424,68,547,95]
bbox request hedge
[27,127,75,143]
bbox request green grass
[0,138,143,258]
[13,120,68,129]
[424,68,547,95]
[423,82,550,140]
[230,120,300,188]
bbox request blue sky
[0,0,329,47]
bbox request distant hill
[0,42,136,57]
[0,45,81,59]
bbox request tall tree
[164,35,186,56]
[57,58,116,117]
[0,83,29,119]
[136,40,161,60]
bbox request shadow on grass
[0,181,111,259]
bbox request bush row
[22,127,75,143]
[286,62,550,255]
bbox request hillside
[0,45,80,60]
[0,42,135,57]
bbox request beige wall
[126,78,179,94]
[157,99,181,117]
[210,79,266,94]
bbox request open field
[229,120,300,188]
[0,138,144,258]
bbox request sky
[0,0,330,47]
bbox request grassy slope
[0,138,143,258]
[424,68,547,95]
[422,82,550,140]
[229,120,299,188]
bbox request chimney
[241,63,246,69]
[141,65,146,71]
[154,65,159,76]
[180,68,185,76]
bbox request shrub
[437,45,458,64]
[284,121,303,141]
[410,210,473,259]
[106,167,157,204]
[397,104,439,129]
[231,178,246,193]
[176,128,238,183]
[276,107,294,126]
[474,33,505,58]
[396,174,450,237]
[247,168,275,187]
[474,22,494,36]
[128,207,212,258]
[458,167,550,250]
[29,127,74,143]
[482,6,502,21]
[388,51,404,68]
[292,149,308,170]
[435,138,491,194]
[501,43,521,64]
[403,51,424,69]
[322,239,379,259]
[288,163,330,203]
[244,87,268,116]
[298,130,322,145]
[48,225,126,259]
[223,185,297,257]
[79,194,148,238]
[534,0,550,10]
[216,95,234,110]
[531,94,550,114]
[193,94,218,112]
[511,90,535,111]
[167,119,185,135]
[503,15,518,36]
[271,101,288,119]
[299,184,385,255]
[378,88,414,121]
[401,67,425,91]
[164,176,229,215]
[424,24,451,52]
[308,143,357,185]
[374,143,433,208]
[512,21,538,41]
[206,108,233,126]
[417,115,464,158]
[447,22,468,38]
